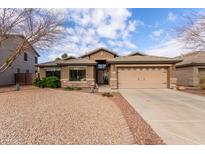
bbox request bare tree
[178,11,205,50]
[0,8,65,73]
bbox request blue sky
[39,8,204,63]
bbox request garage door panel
[118,67,167,89]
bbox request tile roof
[176,51,205,67]
[35,60,61,67]
[36,58,96,67]
[107,55,182,64]
[57,58,96,65]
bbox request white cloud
[39,8,139,62]
[167,12,177,22]
[108,40,136,49]
[68,8,132,39]
[145,38,192,57]
[152,29,164,37]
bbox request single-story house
[37,48,181,89]
[176,51,205,86]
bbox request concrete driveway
[119,89,205,144]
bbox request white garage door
[118,67,168,89]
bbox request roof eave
[176,62,205,68]
[35,64,58,67]
[107,60,182,64]
[58,63,96,66]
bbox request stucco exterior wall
[39,67,46,79]
[176,66,195,86]
[109,64,118,89]
[169,65,177,89]
[176,66,205,86]
[60,66,95,88]
[0,37,38,86]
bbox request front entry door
[97,70,104,84]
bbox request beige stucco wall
[109,64,118,89]
[109,64,176,89]
[0,36,38,86]
[176,66,205,86]
[89,50,115,60]
[169,65,177,89]
[39,67,46,79]
[61,66,68,80]
[176,66,195,86]
[60,65,95,88]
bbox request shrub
[103,72,109,84]
[102,92,113,97]
[33,76,60,88]
[64,86,74,91]
[200,77,205,89]
[64,86,82,91]
[38,80,46,88]
[44,76,60,88]
[33,78,41,86]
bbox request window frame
[69,67,86,82]
[17,68,20,73]
[24,53,28,61]
[35,57,38,64]
[97,64,106,69]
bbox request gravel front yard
[0,88,134,144]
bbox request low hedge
[33,76,60,88]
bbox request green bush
[103,72,109,84]
[33,76,60,88]
[44,76,60,88]
[33,78,45,88]
[64,86,82,91]
[33,78,40,86]
[38,80,46,88]
[200,77,205,89]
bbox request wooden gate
[15,73,35,85]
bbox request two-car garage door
[118,67,168,89]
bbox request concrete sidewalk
[120,89,205,144]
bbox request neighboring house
[37,48,181,89]
[0,35,39,86]
[176,51,205,86]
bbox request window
[97,64,106,69]
[46,71,61,79]
[17,68,20,73]
[35,57,38,64]
[69,67,86,81]
[24,53,28,61]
